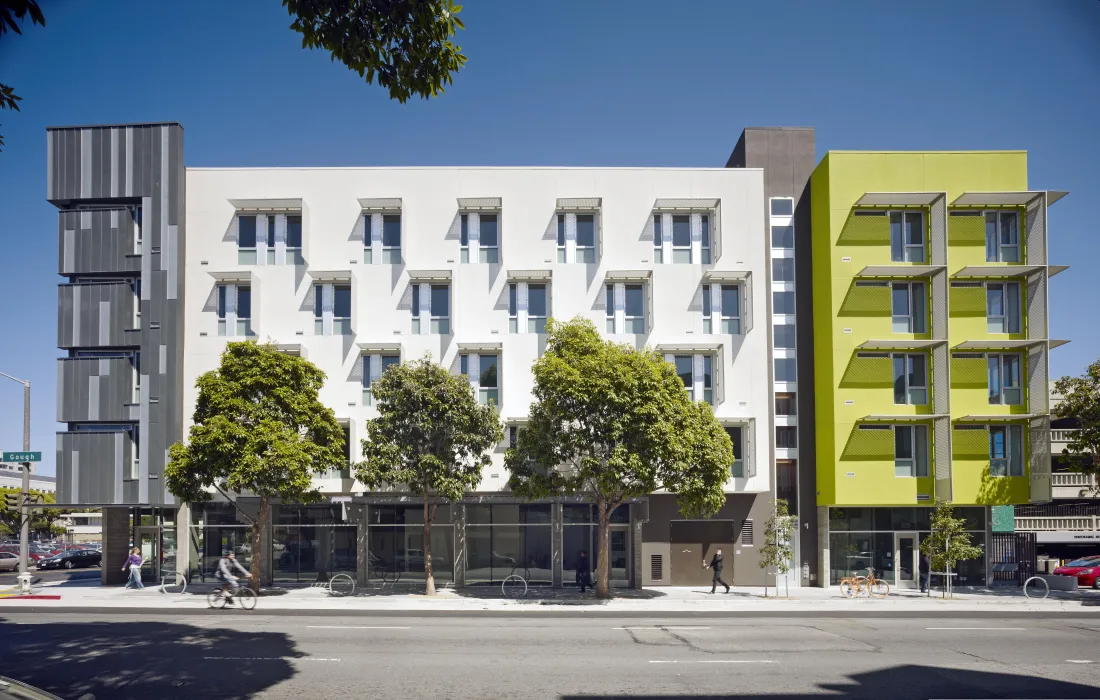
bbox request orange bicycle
[839,568,890,599]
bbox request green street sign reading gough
[2,451,41,463]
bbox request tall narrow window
[461,354,500,406]
[431,284,451,334]
[266,216,277,264]
[236,286,252,337]
[890,211,925,263]
[771,225,794,249]
[893,354,927,405]
[702,286,712,334]
[726,426,744,478]
[557,215,566,263]
[287,215,303,265]
[672,215,691,263]
[986,282,1021,334]
[675,356,693,397]
[702,355,713,405]
[363,355,400,405]
[624,284,645,334]
[480,214,499,263]
[217,285,228,336]
[381,214,401,263]
[700,215,712,264]
[990,425,1024,476]
[333,285,352,335]
[721,285,741,334]
[575,215,595,263]
[237,215,257,264]
[314,285,324,335]
[988,354,1022,405]
[894,424,929,477]
[528,284,548,333]
[986,212,1020,263]
[892,282,927,333]
[653,215,663,264]
[605,284,615,333]
[508,284,518,333]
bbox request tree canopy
[759,498,796,597]
[357,356,502,594]
[284,0,466,103]
[506,317,731,597]
[0,487,66,538]
[1053,359,1100,494]
[166,341,345,588]
[920,499,982,596]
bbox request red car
[0,545,43,562]
[1053,556,1100,588]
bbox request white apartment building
[183,166,775,587]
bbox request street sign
[2,451,40,462]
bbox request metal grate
[650,554,664,582]
[741,520,754,546]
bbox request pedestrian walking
[576,550,592,593]
[704,548,730,594]
[122,547,144,589]
[919,551,931,593]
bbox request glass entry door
[895,532,918,589]
[135,527,161,584]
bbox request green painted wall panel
[951,357,987,388]
[837,212,890,245]
[841,427,894,460]
[948,213,986,246]
[840,355,893,388]
[839,283,891,317]
[953,427,989,459]
[950,285,987,316]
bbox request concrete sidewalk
[3,578,1100,613]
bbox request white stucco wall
[183,167,771,495]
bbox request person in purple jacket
[122,547,144,589]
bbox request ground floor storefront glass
[828,507,987,586]
[562,504,631,588]
[466,504,553,585]
[367,505,453,584]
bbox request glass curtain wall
[272,505,357,584]
[189,502,253,583]
[562,505,631,588]
[466,504,553,585]
[367,505,454,585]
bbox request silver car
[0,552,19,571]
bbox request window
[333,285,352,335]
[675,355,693,396]
[605,284,615,333]
[415,284,451,334]
[775,393,796,416]
[218,285,228,336]
[624,284,645,333]
[990,425,1024,477]
[382,215,401,263]
[314,285,324,335]
[653,215,663,264]
[986,282,1021,334]
[701,215,712,264]
[988,354,1022,405]
[771,198,794,217]
[774,290,795,316]
[461,214,499,263]
[772,225,794,249]
[720,285,740,334]
[894,424,930,477]
[671,354,714,404]
[986,212,1020,263]
[236,287,252,337]
[775,357,797,382]
[892,354,927,405]
[672,215,691,263]
[726,426,744,478]
[266,216,276,264]
[774,324,796,349]
[557,216,566,263]
[702,355,713,404]
[776,426,798,449]
[892,282,927,333]
[237,215,257,264]
[773,258,795,282]
[528,283,548,333]
[576,215,595,263]
[217,285,252,337]
[702,287,712,333]
[890,211,925,263]
[362,355,400,406]
[461,354,500,406]
[287,215,303,264]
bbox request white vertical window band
[468,212,481,263]
[225,284,238,333]
[692,354,705,400]
[274,214,287,265]
[371,213,384,264]
[613,282,626,334]
[517,281,529,331]
[565,213,578,263]
[419,283,431,335]
[468,353,481,389]
[255,214,268,265]
[321,283,334,336]
[690,212,703,264]
[369,354,382,383]
[661,213,674,265]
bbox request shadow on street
[0,618,300,700]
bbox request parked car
[37,549,102,570]
[0,551,19,571]
[1052,556,1100,588]
[0,544,42,563]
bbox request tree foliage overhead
[284,0,466,103]
[506,317,731,596]
[0,0,45,151]
[0,487,67,538]
[1054,359,1100,494]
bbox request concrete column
[355,504,369,585]
[453,504,466,587]
[101,506,131,586]
[551,502,563,588]
[817,506,830,587]
[175,502,191,578]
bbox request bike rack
[1022,575,1050,600]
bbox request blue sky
[1,0,1098,476]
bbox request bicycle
[159,571,188,595]
[207,582,257,610]
[839,568,890,599]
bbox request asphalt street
[1,612,1099,700]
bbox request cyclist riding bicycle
[215,551,252,605]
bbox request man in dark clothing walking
[919,551,931,593]
[705,548,730,594]
[576,550,592,593]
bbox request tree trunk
[249,497,267,593]
[423,493,436,596]
[595,500,611,599]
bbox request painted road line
[306,625,411,630]
[613,626,712,630]
[1066,660,1094,664]
[649,660,776,664]
[203,657,342,662]
[925,627,1026,631]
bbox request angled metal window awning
[858,339,947,351]
[956,414,1043,423]
[276,343,306,358]
[951,191,1068,207]
[407,269,452,281]
[509,269,552,281]
[358,198,402,211]
[952,264,1046,278]
[556,197,601,211]
[229,198,303,212]
[860,414,949,422]
[207,270,252,283]
[702,269,751,283]
[953,339,1070,351]
[855,192,945,207]
[308,269,353,283]
[457,197,502,211]
[356,342,402,354]
[605,269,652,281]
[656,342,723,354]
[653,198,720,211]
[856,265,945,278]
[1049,264,1070,278]
[458,342,503,352]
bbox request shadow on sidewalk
[0,618,300,700]
[560,664,1100,700]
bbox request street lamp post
[0,371,31,577]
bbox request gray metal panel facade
[49,122,185,506]
[727,127,819,585]
[57,282,138,348]
[56,431,133,504]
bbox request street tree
[284,0,466,103]
[920,499,982,597]
[165,341,345,591]
[0,487,67,538]
[1053,359,1100,493]
[505,317,731,599]
[758,498,796,598]
[0,0,45,151]
[357,357,502,595]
